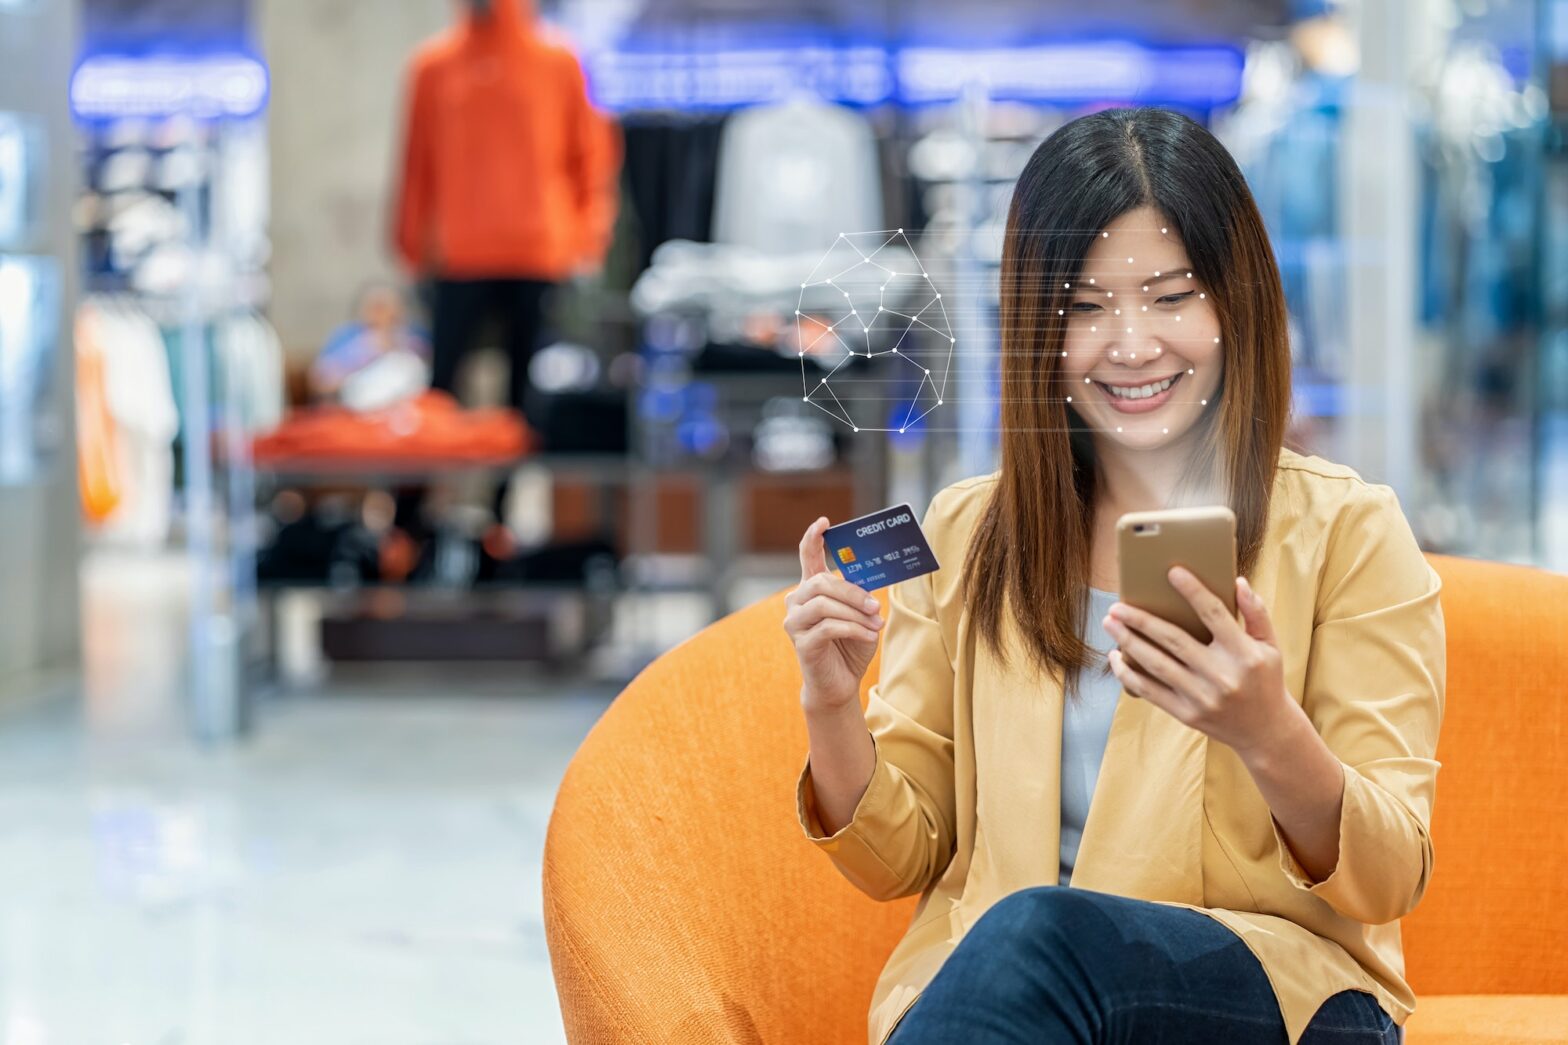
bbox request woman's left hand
[1103,567,1294,759]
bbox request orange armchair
[544,555,1568,1044]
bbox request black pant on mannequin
[430,277,555,414]
[394,277,555,547]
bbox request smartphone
[1115,505,1237,649]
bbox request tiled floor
[0,551,626,1045]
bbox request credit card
[822,503,941,593]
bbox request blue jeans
[887,888,1400,1044]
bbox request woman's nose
[1106,310,1165,363]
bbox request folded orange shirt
[252,392,533,465]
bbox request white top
[1059,587,1124,887]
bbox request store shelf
[251,452,633,483]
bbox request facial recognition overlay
[795,230,954,434]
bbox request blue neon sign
[584,40,1243,112]
[70,53,270,120]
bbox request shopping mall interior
[1,0,1566,1041]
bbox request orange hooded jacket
[392,0,620,280]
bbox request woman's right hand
[785,516,885,714]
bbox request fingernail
[863,598,878,611]
[871,616,885,628]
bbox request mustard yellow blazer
[796,447,1446,1045]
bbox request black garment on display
[529,388,628,453]
[391,277,555,531]
[695,340,817,374]
[257,512,381,586]
[619,115,727,272]
[478,536,619,586]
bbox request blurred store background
[0,0,1565,1040]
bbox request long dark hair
[962,107,1291,692]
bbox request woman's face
[1059,206,1223,451]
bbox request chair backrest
[1402,554,1568,994]
[543,585,910,1044]
[543,555,1568,1042]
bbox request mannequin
[392,0,619,427]
[391,0,619,538]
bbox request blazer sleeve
[795,498,959,902]
[1272,481,1446,925]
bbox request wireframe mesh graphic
[795,230,954,433]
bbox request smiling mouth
[1093,371,1183,404]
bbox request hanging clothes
[218,311,286,434]
[627,101,893,317]
[75,295,179,545]
[619,114,728,273]
[391,0,621,280]
[1217,61,1347,377]
[74,306,123,523]
[711,97,883,256]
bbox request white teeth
[1103,375,1177,400]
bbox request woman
[783,108,1443,1044]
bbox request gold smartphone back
[1115,505,1237,644]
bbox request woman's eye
[1156,291,1196,306]
[1068,302,1101,313]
